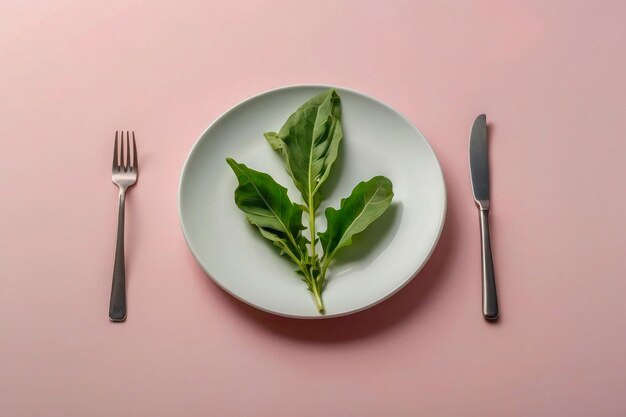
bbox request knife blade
[470,114,489,207]
[469,114,499,320]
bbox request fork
[110,131,138,322]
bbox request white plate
[179,85,446,318]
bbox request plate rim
[178,84,447,319]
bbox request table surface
[2,1,626,416]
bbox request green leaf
[226,158,306,264]
[319,176,394,264]
[226,89,395,315]
[263,88,343,210]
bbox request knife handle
[479,209,499,320]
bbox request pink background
[2,1,626,416]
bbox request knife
[469,114,499,320]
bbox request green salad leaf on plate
[227,89,393,314]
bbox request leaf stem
[307,193,325,313]
[283,247,303,268]
[307,194,317,259]
[299,263,325,313]
[312,286,325,314]
[318,259,330,289]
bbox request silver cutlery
[110,131,138,322]
[469,115,499,320]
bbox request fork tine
[125,131,131,171]
[132,131,138,171]
[113,131,119,171]
[121,131,126,171]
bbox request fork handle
[109,189,127,322]
[479,209,498,320]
